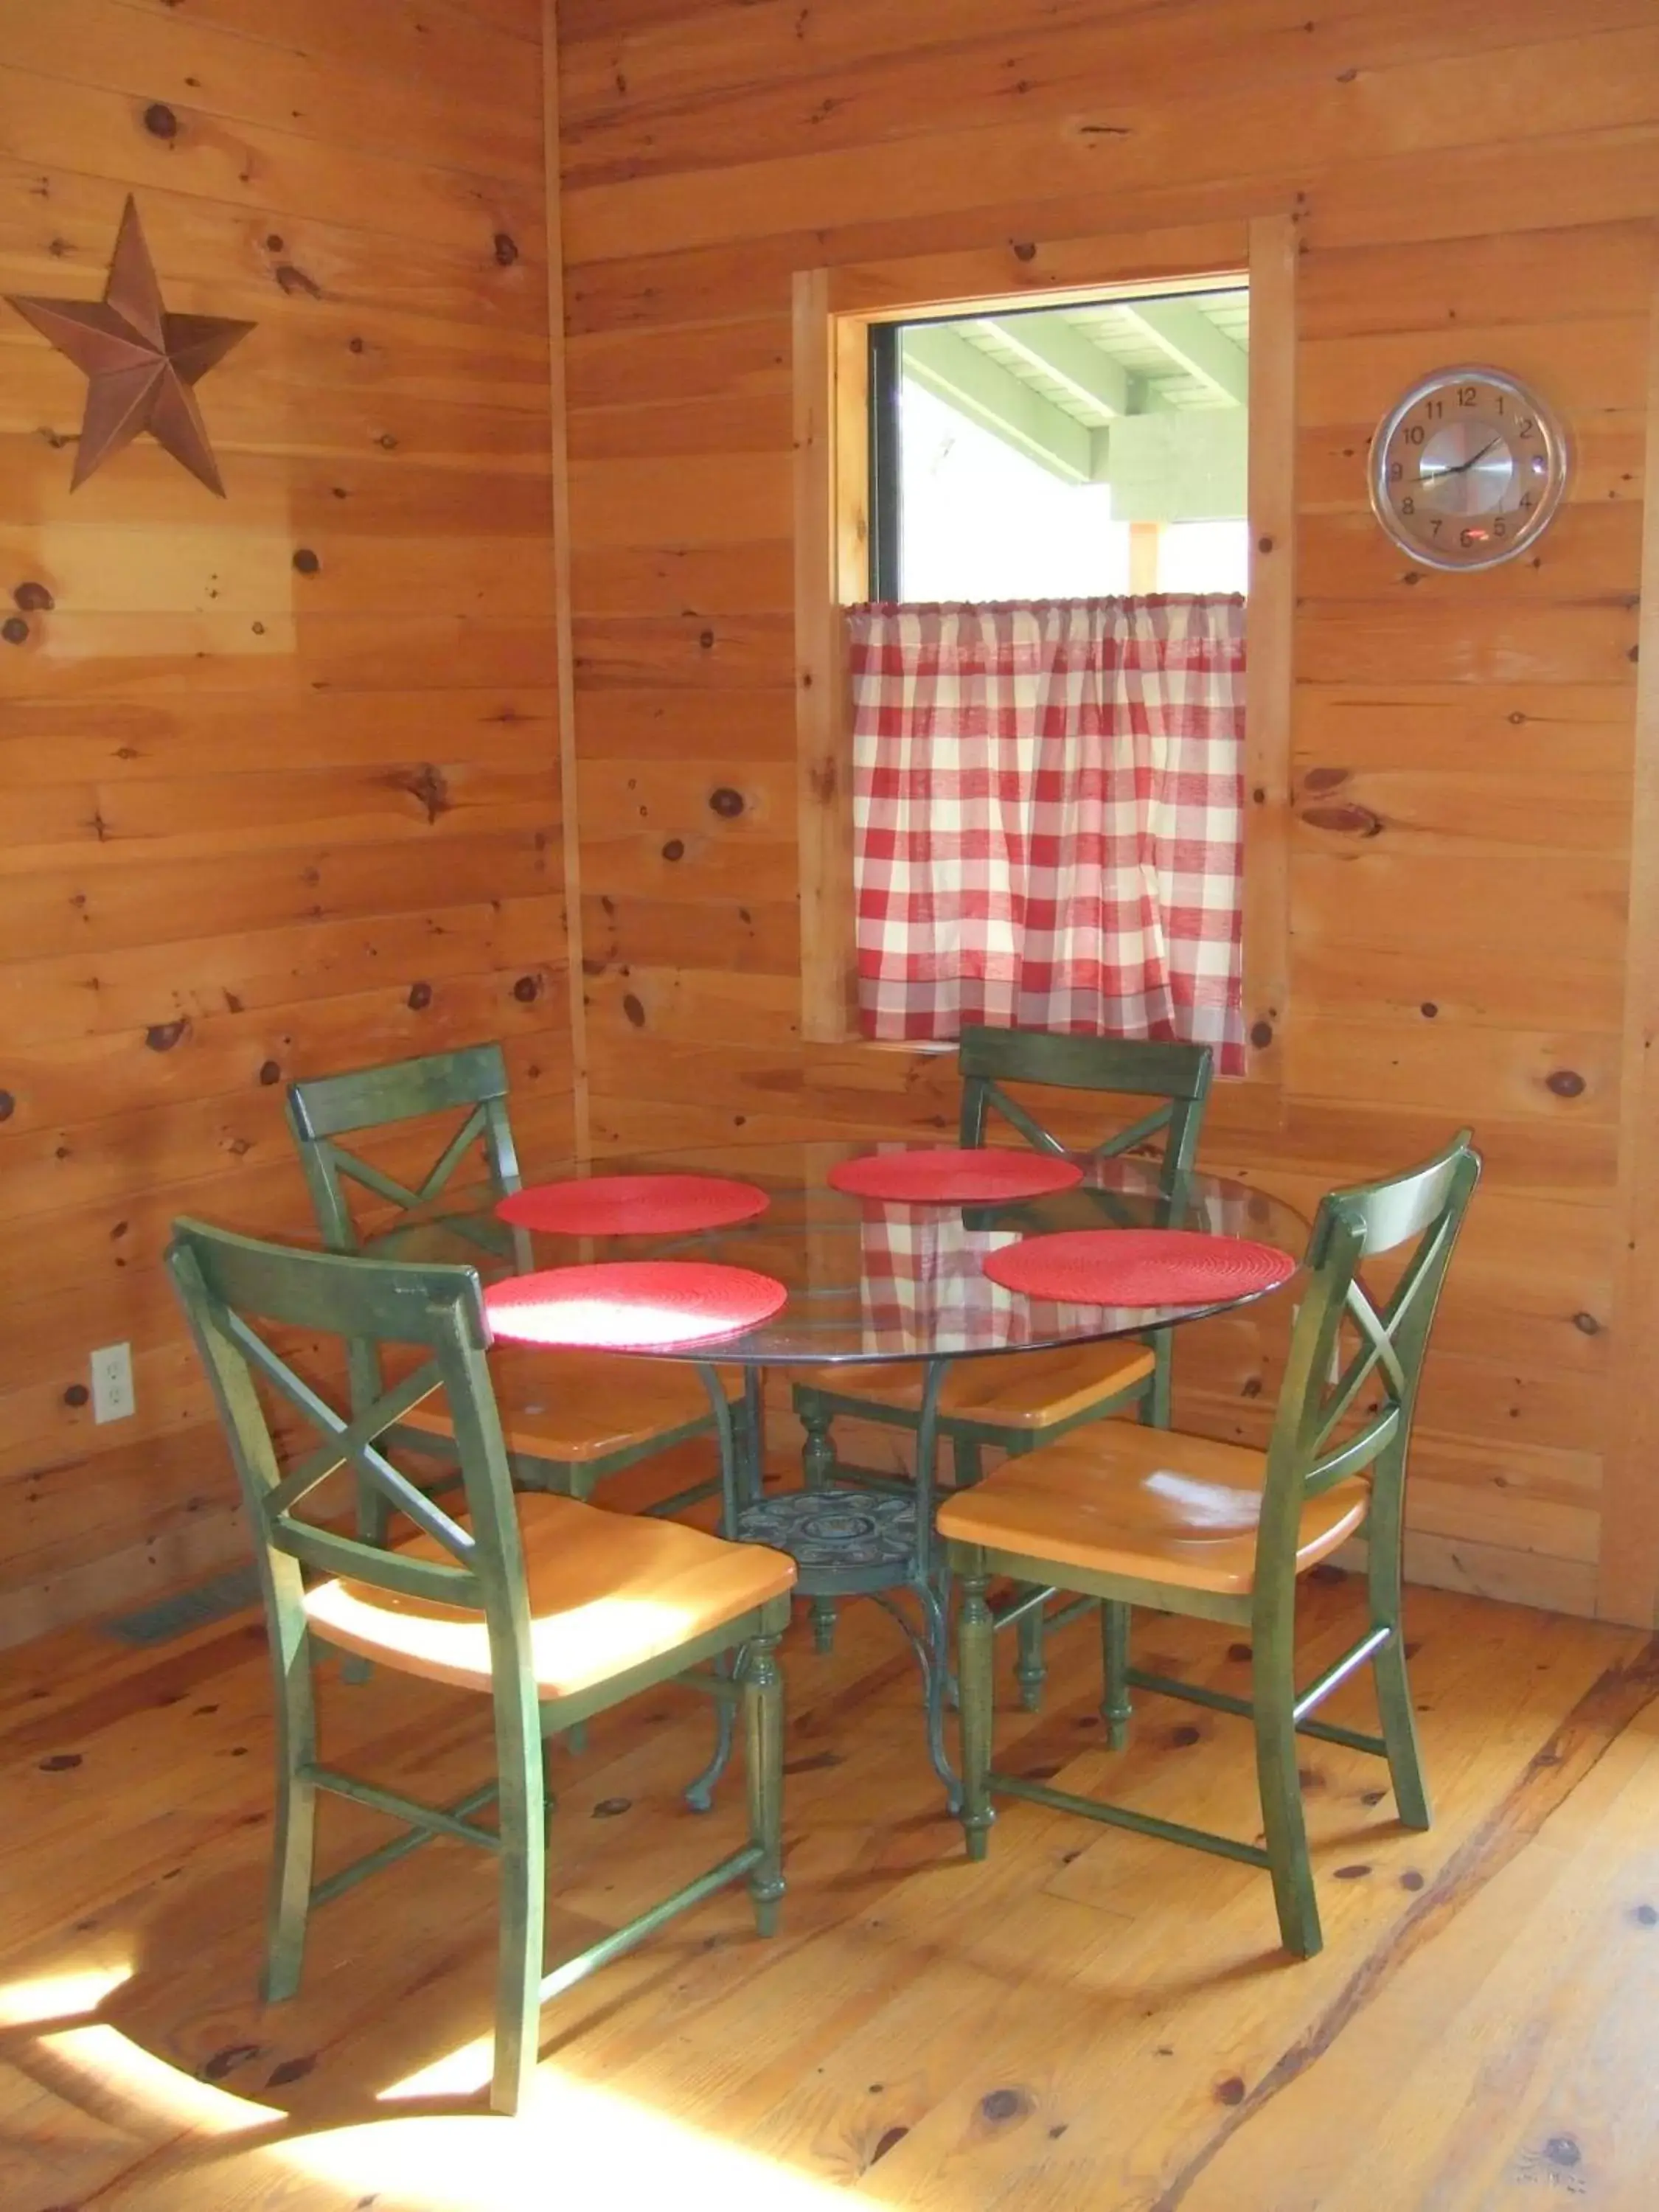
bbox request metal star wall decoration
[5,195,254,495]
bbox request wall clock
[1368,366,1568,571]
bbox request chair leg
[1252,1630,1322,1958]
[1144,1331,1173,1430]
[743,1630,786,1937]
[1367,1477,1432,1830]
[1100,1599,1133,1751]
[952,1435,984,1489]
[262,1617,317,2003]
[490,1685,547,2117]
[798,1393,839,1655]
[957,1566,996,1861]
[1015,1596,1048,1713]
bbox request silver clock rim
[1366,364,1570,574]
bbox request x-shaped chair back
[1256,1128,1482,1593]
[957,1026,1213,1200]
[167,1217,533,1683]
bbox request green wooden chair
[166,1216,793,2115]
[938,1130,1481,1958]
[793,1027,1213,1701]
[285,1044,740,1543]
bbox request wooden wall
[556,4,1659,1621]
[0,0,571,1646]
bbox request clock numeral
[1458,384,1478,406]
[1493,520,1506,538]
[1388,461,1404,481]
[1458,527,1482,549]
[1399,496,1414,515]
[1430,518,1443,535]
[1425,399,1444,419]
[1403,425,1426,446]
[1520,493,1534,510]
[1517,417,1537,438]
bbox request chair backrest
[167,1217,532,1674]
[286,1043,521,1256]
[956,1026,1214,1185]
[1256,1129,1481,1585]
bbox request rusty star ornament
[5,196,254,495]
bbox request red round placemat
[827,1147,1084,1204]
[495,1174,770,1238]
[484,1261,787,1351]
[981,1229,1295,1307]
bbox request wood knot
[63,1382,90,1407]
[1300,801,1382,838]
[1300,765,1348,796]
[38,1753,83,1771]
[0,1090,14,1121]
[698,627,715,650]
[1543,2137,1581,2168]
[2,616,30,645]
[392,763,450,823]
[1168,1724,1201,1747]
[1012,240,1037,262]
[512,973,542,1003]
[621,992,645,1028]
[709,786,745,818]
[978,2087,1032,2124]
[493,232,519,265]
[1250,1019,1273,1049]
[292,547,320,575]
[1256,535,1274,554]
[265,233,284,251]
[145,1019,189,1051]
[13,580,53,611]
[1420,1001,1439,1018]
[1213,2076,1246,2107]
[265,2053,316,2087]
[143,101,179,138]
[274,263,323,299]
[591,1797,631,1818]
[1632,1902,1658,1925]
[257,1060,281,1086]
[661,838,685,862]
[1333,1863,1372,1880]
[1227,1642,1252,1661]
[1399,1868,1425,1891]
[406,981,432,1011]
[1545,1068,1586,1098]
[199,2043,262,2082]
[870,2126,909,2163]
[348,335,364,354]
[1572,1311,1600,1335]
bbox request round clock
[1368,366,1569,571]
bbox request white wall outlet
[90,1341,135,1423]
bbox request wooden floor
[6,1469,1659,2211]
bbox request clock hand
[1422,436,1502,481]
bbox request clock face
[1369,368,1568,571]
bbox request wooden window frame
[793,217,1295,1107]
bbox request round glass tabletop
[372,1138,1306,1369]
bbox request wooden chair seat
[936,1421,1369,1596]
[801,1340,1156,1433]
[307,1492,796,1700]
[397,1348,740,1465]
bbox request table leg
[683,1361,751,1812]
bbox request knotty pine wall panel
[0,0,569,1646]
[558,3,1659,1622]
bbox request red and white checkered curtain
[850,596,1246,1074]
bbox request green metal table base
[684,1358,961,1815]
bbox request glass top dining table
[372,1137,1307,1368]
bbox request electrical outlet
[90,1341,135,1423]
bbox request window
[795,220,1293,1086]
[869,287,1249,602]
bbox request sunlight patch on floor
[285,2077,858,2210]
[0,1961,132,2028]
[40,2023,284,2134]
